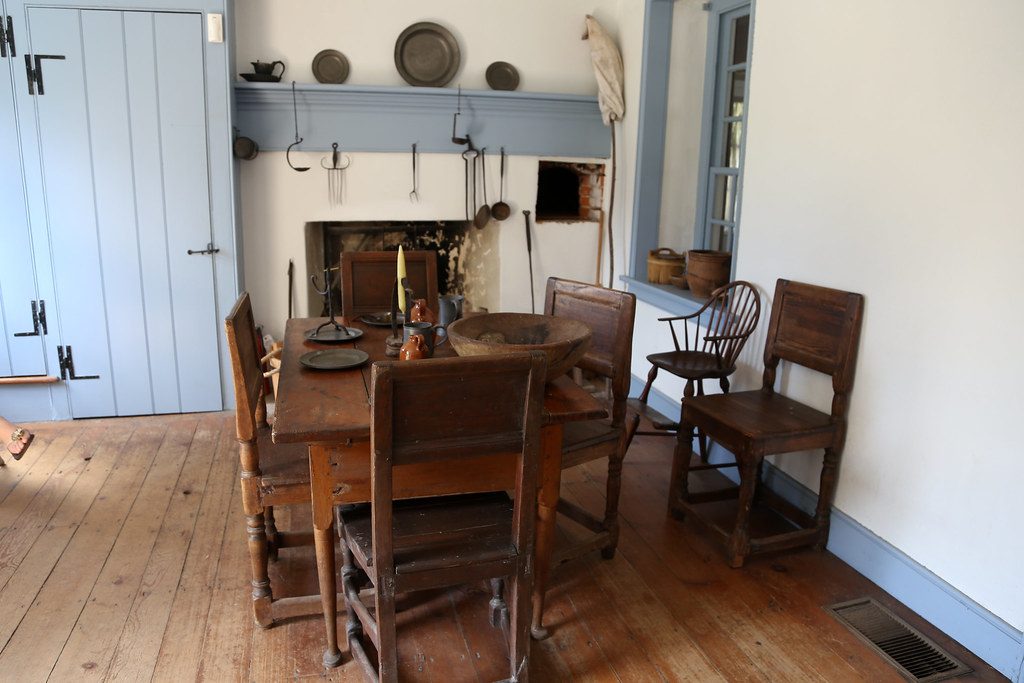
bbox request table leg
[310,445,343,668]
[531,423,563,640]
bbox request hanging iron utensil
[321,142,351,206]
[409,142,419,203]
[461,147,478,221]
[473,147,491,229]
[451,85,471,146]
[492,146,511,221]
[287,81,310,172]
[523,209,536,313]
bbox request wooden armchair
[224,292,321,627]
[545,278,638,561]
[338,353,547,683]
[670,279,864,567]
[340,250,439,317]
[631,280,761,462]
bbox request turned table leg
[310,445,343,668]
[531,423,563,640]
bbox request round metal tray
[394,22,460,87]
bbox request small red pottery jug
[409,299,437,325]
[399,335,427,361]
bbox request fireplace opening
[304,221,472,316]
[536,161,605,223]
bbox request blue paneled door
[0,0,47,378]
[21,8,222,417]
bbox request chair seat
[683,390,836,452]
[561,419,622,469]
[647,350,733,381]
[340,493,517,577]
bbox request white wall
[234,0,606,94]
[234,1,646,339]
[639,0,1024,631]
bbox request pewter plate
[312,49,350,84]
[299,348,369,371]
[358,311,404,327]
[304,326,363,343]
[485,61,520,91]
[394,22,460,87]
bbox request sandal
[6,427,34,462]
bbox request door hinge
[1,16,15,58]
[24,53,65,95]
[13,300,47,337]
[57,345,100,380]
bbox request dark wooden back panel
[224,292,265,441]
[544,278,636,424]
[369,353,546,581]
[371,354,546,467]
[341,250,439,317]
[762,279,865,399]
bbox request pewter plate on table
[394,22,461,87]
[358,311,404,327]
[305,326,363,343]
[299,349,369,371]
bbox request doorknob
[187,243,220,256]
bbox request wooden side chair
[670,279,864,567]
[340,250,439,318]
[631,280,761,462]
[545,277,638,561]
[338,353,547,683]
[224,292,321,627]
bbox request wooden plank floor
[0,412,1004,681]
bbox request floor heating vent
[827,598,971,682]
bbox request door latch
[186,242,220,256]
[1,16,15,58]
[57,345,100,380]
[13,300,46,337]
[24,53,65,95]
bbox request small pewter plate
[485,61,519,91]
[358,311,404,327]
[394,22,460,87]
[299,348,369,371]
[304,326,363,343]
[312,49,350,84]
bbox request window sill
[619,276,708,316]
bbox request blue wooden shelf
[233,82,610,158]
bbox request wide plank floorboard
[0,412,1005,682]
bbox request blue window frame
[695,2,753,254]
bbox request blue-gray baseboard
[630,374,1024,681]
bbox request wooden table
[272,318,606,667]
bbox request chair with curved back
[630,281,761,464]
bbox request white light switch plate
[207,13,224,43]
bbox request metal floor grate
[827,598,971,682]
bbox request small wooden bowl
[446,313,592,382]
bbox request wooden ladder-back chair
[338,353,547,683]
[670,279,864,567]
[631,280,761,462]
[224,292,321,626]
[340,250,439,318]
[544,278,638,561]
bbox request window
[697,4,752,254]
